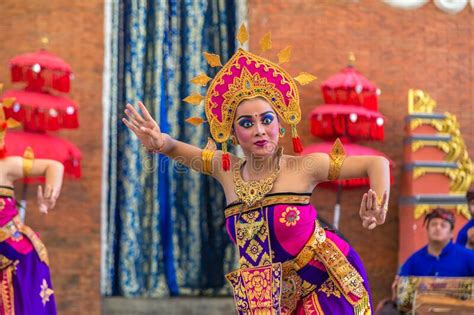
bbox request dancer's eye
[261,114,275,125]
[239,119,253,128]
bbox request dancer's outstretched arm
[305,152,390,230]
[4,156,64,214]
[122,102,225,179]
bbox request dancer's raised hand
[122,102,165,151]
[37,185,60,214]
[359,189,388,230]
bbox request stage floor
[103,297,235,315]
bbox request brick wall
[0,1,103,314]
[248,0,474,305]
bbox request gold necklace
[233,148,283,208]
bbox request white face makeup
[233,98,280,157]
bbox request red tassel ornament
[292,136,303,153]
[221,142,230,171]
[291,125,304,153]
[222,152,230,171]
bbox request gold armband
[22,146,35,177]
[328,138,345,180]
[201,138,216,175]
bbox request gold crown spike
[0,93,20,128]
[2,97,15,108]
[259,32,272,53]
[183,93,204,105]
[236,24,249,46]
[0,97,21,158]
[0,100,18,129]
[185,117,206,126]
[6,118,20,129]
[203,52,222,67]
[294,72,317,86]
[190,73,212,86]
[277,46,292,65]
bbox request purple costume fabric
[0,188,57,315]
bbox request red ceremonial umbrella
[321,66,380,111]
[9,49,73,93]
[2,89,78,131]
[5,47,79,220]
[310,104,385,141]
[6,131,82,181]
[303,142,394,228]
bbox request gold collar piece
[233,148,283,207]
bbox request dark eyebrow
[236,111,275,121]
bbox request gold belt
[0,215,49,266]
[225,194,311,218]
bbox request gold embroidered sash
[0,215,49,266]
[282,220,370,314]
[0,262,15,315]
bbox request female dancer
[123,43,389,314]
[0,103,64,315]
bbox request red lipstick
[254,140,268,147]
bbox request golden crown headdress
[184,24,317,170]
[0,84,20,159]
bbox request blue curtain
[103,0,241,297]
